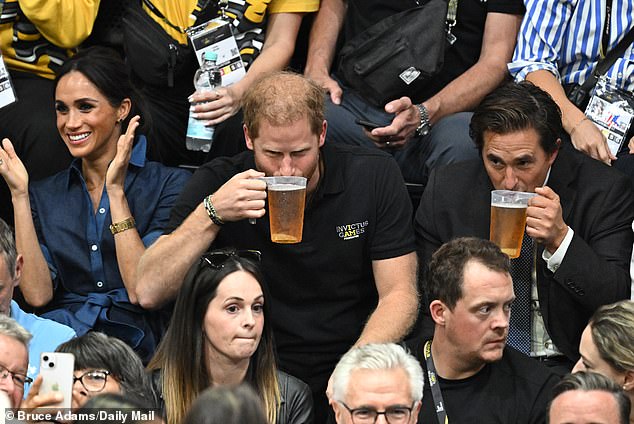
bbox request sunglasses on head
[202,250,262,269]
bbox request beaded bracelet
[203,194,225,226]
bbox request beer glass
[261,176,307,244]
[490,190,536,258]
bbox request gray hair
[0,314,32,348]
[0,219,17,279]
[331,343,424,403]
[549,372,631,424]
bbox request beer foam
[491,202,527,208]
[268,184,305,191]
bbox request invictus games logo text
[337,221,369,240]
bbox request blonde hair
[589,300,634,373]
[242,71,325,139]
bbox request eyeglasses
[0,363,32,388]
[339,401,415,424]
[73,370,111,393]
[202,250,262,269]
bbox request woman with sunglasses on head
[148,249,313,424]
[0,46,190,362]
[56,331,157,409]
[573,300,634,423]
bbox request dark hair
[470,81,563,154]
[75,393,153,424]
[183,384,268,424]
[55,46,148,133]
[426,237,511,310]
[548,372,631,424]
[148,249,280,424]
[56,332,156,407]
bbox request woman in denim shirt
[0,47,190,362]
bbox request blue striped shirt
[509,0,634,92]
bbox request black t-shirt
[338,0,525,102]
[167,144,415,382]
[406,341,559,424]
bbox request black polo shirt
[167,143,415,381]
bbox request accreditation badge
[186,17,246,87]
[0,53,17,109]
[584,76,634,157]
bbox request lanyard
[424,340,449,424]
[600,0,613,58]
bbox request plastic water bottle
[186,51,222,152]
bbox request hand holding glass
[261,176,307,244]
[490,190,536,258]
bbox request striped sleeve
[509,0,634,91]
[508,0,575,82]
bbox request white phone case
[39,352,74,409]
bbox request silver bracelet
[414,103,431,136]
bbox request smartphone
[355,118,383,131]
[39,352,74,409]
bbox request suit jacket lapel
[547,145,579,224]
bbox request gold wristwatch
[110,217,136,235]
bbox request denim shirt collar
[67,135,148,185]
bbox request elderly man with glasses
[330,343,423,424]
[0,315,65,409]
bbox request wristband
[110,217,136,235]
[569,117,590,137]
[203,194,225,226]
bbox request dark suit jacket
[415,144,634,361]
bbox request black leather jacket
[276,371,314,424]
[150,369,313,423]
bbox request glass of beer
[262,176,307,244]
[490,190,536,258]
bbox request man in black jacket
[416,82,634,368]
